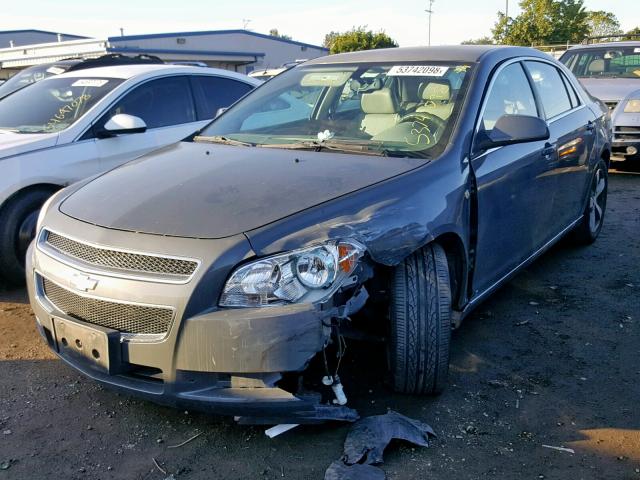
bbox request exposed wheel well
[601,148,610,168]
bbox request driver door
[470,61,555,296]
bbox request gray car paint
[60,142,425,238]
[27,46,610,418]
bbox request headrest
[420,81,451,101]
[361,88,398,114]
[588,59,605,73]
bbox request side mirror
[98,114,147,138]
[476,114,549,151]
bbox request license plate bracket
[52,317,122,374]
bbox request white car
[0,64,260,283]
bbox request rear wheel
[0,189,54,285]
[388,243,452,395]
[570,161,607,245]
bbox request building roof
[0,29,88,48]
[108,29,328,52]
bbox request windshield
[0,64,75,99]
[198,62,474,158]
[561,47,640,78]
[0,76,123,133]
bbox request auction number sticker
[72,79,109,87]
[388,65,449,76]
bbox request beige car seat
[361,88,401,136]
[587,59,605,74]
[415,80,453,120]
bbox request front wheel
[388,243,452,395]
[569,161,608,245]
[0,189,54,285]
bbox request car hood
[60,142,424,239]
[0,130,59,159]
[578,77,640,102]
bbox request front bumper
[26,209,346,421]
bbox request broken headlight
[219,240,365,307]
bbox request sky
[2,0,639,47]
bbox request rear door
[470,61,555,295]
[524,60,595,230]
[87,76,203,171]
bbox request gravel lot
[1,169,639,480]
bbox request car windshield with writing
[561,46,640,79]
[197,62,474,158]
[0,77,123,134]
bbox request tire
[569,160,608,245]
[0,189,54,285]
[388,243,452,395]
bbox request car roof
[567,41,640,51]
[52,64,259,83]
[304,45,540,65]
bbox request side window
[560,72,580,108]
[99,76,195,130]
[525,61,573,119]
[191,76,253,120]
[480,62,538,131]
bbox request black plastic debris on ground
[324,410,436,479]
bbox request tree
[586,11,621,38]
[491,0,590,45]
[269,28,292,40]
[622,26,640,41]
[323,27,398,54]
[461,36,494,45]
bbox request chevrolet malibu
[27,46,610,423]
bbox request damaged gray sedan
[27,46,611,422]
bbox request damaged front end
[27,203,375,423]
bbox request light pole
[505,0,509,17]
[242,19,251,30]
[425,0,435,46]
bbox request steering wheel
[399,111,446,132]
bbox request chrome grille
[42,277,173,335]
[45,231,198,278]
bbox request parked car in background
[0,64,259,283]
[27,46,610,422]
[560,38,640,161]
[248,59,308,81]
[0,54,163,100]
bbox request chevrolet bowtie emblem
[69,273,99,292]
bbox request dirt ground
[1,168,639,480]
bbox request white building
[0,29,328,78]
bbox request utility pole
[505,0,509,18]
[242,19,251,30]
[425,0,434,46]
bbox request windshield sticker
[46,66,66,75]
[388,65,449,77]
[45,94,92,130]
[71,79,108,88]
